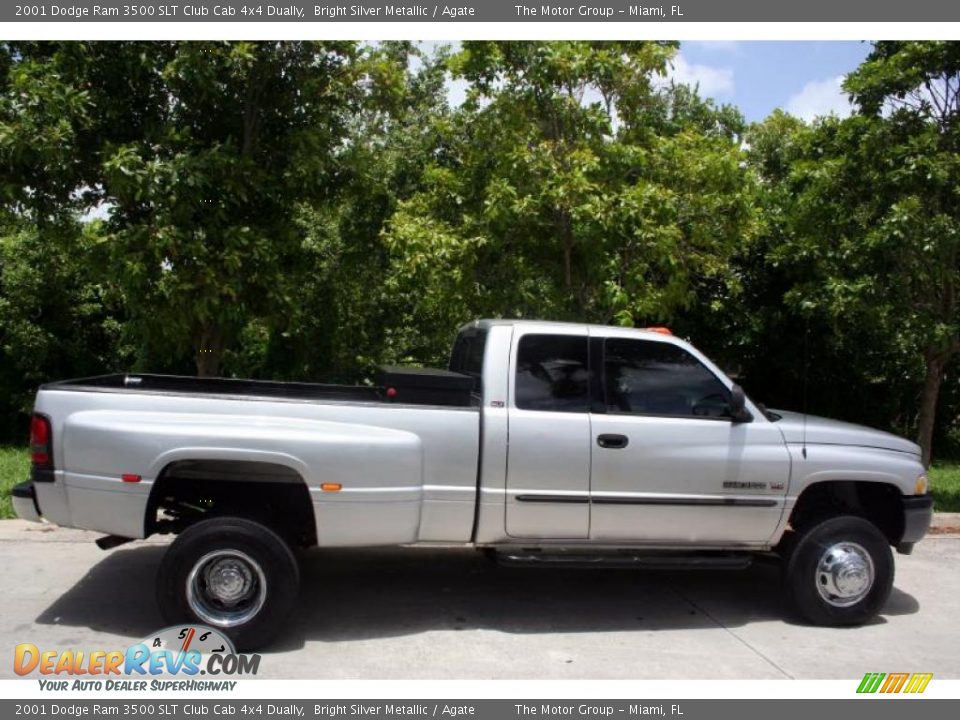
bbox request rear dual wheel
[157,516,299,650]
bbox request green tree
[742,42,960,464]
[843,41,960,464]
[228,42,456,380]
[2,42,363,376]
[736,111,915,439]
[0,213,125,440]
[380,41,760,363]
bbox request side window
[604,338,732,418]
[515,334,590,413]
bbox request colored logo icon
[857,672,933,694]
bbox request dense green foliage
[380,42,758,362]
[736,41,960,465]
[1,40,959,464]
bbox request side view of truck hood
[771,410,921,457]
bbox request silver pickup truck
[13,319,933,648]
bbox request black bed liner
[45,368,479,409]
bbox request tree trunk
[917,349,948,468]
[195,323,224,378]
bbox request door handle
[597,433,629,449]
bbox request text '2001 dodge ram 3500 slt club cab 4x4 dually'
[13,320,933,648]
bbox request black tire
[783,515,893,626]
[157,516,299,650]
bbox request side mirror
[729,384,753,423]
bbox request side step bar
[494,551,753,570]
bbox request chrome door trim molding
[515,494,589,504]
[517,493,778,508]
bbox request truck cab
[465,320,789,546]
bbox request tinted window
[515,334,590,413]
[604,338,731,418]
[449,328,488,389]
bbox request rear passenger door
[505,329,592,538]
[589,334,790,545]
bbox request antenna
[802,317,809,459]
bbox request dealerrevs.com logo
[857,672,933,694]
[14,625,260,691]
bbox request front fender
[785,443,924,502]
[767,443,926,548]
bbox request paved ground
[2,519,959,680]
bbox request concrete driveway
[2,519,958,679]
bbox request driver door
[589,334,790,545]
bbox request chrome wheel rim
[186,549,267,627]
[815,541,874,607]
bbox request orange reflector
[121,474,141,483]
[321,483,342,492]
[644,326,673,335]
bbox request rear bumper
[897,493,934,554]
[12,481,42,523]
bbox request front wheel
[782,515,893,626]
[157,516,300,650]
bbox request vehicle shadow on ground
[35,544,920,652]
[35,545,168,639]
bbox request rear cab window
[449,327,488,391]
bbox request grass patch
[2,444,960,519]
[0,446,30,519]
[928,463,960,513]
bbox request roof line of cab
[464,318,676,338]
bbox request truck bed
[32,371,482,545]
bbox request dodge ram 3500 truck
[12,319,933,648]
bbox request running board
[494,551,753,570]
